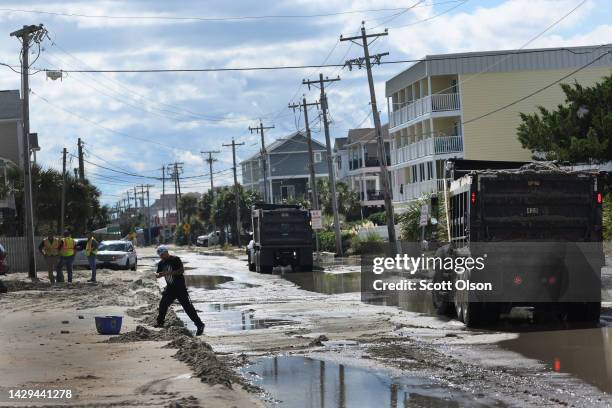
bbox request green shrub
[316,230,354,253]
[367,211,387,226]
[349,230,385,255]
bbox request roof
[346,124,390,146]
[334,137,347,151]
[0,90,21,120]
[241,131,327,163]
[386,44,612,96]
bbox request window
[411,165,418,183]
[427,162,434,180]
[337,156,342,169]
[314,152,322,163]
[419,163,425,181]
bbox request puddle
[242,356,503,407]
[177,304,294,331]
[184,275,257,289]
[499,327,612,393]
[364,281,438,315]
[283,272,361,294]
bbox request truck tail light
[471,192,477,204]
[597,192,603,204]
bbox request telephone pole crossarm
[248,122,274,203]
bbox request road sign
[182,223,191,233]
[310,210,323,230]
[419,204,429,227]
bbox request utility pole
[289,98,320,210]
[60,147,67,235]
[168,162,183,223]
[201,150,220,198]
[133,186,139,219]
[161,166,166,237]
[249,121,274,203]
[303,74,343,256]
[77,137,85,181]
[137,184,154,245]
[11,24,46,279]
[223,139,245,246]
[341,22,396,245]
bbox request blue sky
[0,0,610,206]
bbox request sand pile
[106,325,192,343]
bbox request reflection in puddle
[283,272,361,294]
[185,275,233,289]
[242,356,503,407]
[499,327,612,393]
[178,303,294,331]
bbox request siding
[461,67,611,161]
[0,121,21,166]
[269,151,327,177]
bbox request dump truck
[248,203,313,273]
[432,159,605,327]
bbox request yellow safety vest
[61,237,75,257]
[43,238,60,256]
[85,237,97,256]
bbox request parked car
[73,238,90,268]
[96,240,137,270]
[196,231,221,247]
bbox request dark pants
[157,284,203,327]
[56,256,75,283]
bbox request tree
[1,164,110,236]
[179,193,199,222]
[315,179,361,221]
[517,73,612,163]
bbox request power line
[0,6,422,22]
[72,154,160,180]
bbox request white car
[196,231,221,247]
[96,240,137,270]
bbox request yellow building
[385,45,612,210]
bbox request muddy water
[242,356,504,407]
[184,275,233,289]
[178,303,294,332]
[283,271,361,294]
[499,327,612,393]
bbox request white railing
[390,93,460,129]
[392,135,463,165]
[394,179,446,203]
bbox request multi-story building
[0,90,23,229]
[385,45,612,211]
[343,125,391,210]
[333,136,349,183]
[241,131,328,203]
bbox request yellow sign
[182,223,191,233]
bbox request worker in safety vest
[56,230,76,283]
[38,234,60,283]
[85,233,99,283]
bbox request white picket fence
[1,236,47,272]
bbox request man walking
[154,245,205,336]
[56,230,76,283]
[85,233,99,283]
[38,234,60,283]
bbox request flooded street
[172,249,612,407]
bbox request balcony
[390,93,460,129]
[360,190,385,202]
[392,135,463,166]
[349,156,391,171]
[394,179,446,203]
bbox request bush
[316,230,354,253]
[367,211,387,226]
[349,230,385,255]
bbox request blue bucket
[95,315,123,335]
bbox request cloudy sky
[0,0,610,206]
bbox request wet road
[174,250,612,406]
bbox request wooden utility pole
[341,22,396,245]
[77,137,85,181]
[11,24,45,279]
[289,98,320,210]
[303,74,343,256]
[60,147,67,235]
[249,121,274,203]
[161,166,166,230]
[137,184,154,245]
[201,150,220,198]
[223,139,245,246]
[168,162,183,223]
